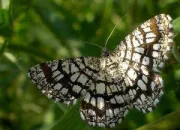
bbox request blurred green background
[0,0,180,130]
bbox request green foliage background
[0,0,180,130]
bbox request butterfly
[27,14,174,128]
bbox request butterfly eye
[101,50,110,57]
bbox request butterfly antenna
[104,14,128,51]
[82,41,104,51]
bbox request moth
[28,14,174,128]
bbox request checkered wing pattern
[28,57,101,105]
[80,77,130,128]
[28,57,130,127]
[28,14,174,128]
[114,14,174,113]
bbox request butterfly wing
[28,56,130,128]
[80,77,130,128]
[28,57,101,105]
[114,14,174,113]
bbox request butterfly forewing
[114,14,173,113]
[28,14,174,128]
[28,57,101,105]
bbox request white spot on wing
[118,118,122,123]
[153,98,159,105]
[168,39,173,43]
[152,51,159,58]
[143,27,151,32]
[115,95,124,103]
[110,85,118,93]
[148,107,153,112]
[132,53,141,63]
[153,44,161,50]
[129,90,135,100]
[110,123,115,128]
[96,83,105,94]
[168,32,173,37]
[158,62,164,68]
[140,94,147,102]
[90,97,96,107]
[78,74,88,85]
[127,68,137,81]
[141,65,149,75]
[146,37,154,43]
[88,109,96,115]
[142,75,148,83]
[72,85,82,93]
[124,109,129,116]
[37,72,45,78]
[80,112,85,120]
[42,90,46,94]
[126,51,131,60]
[54,74,64,81]
[54,83,62,90]
[114,108,119,115]
[142,56,150,65]
[52,70,60,77]
[138,80,147,91]
[146,32,156,38]
[132,36,140,47]
[97,97,105,109]
[110,98,116,104]
[62,61,69,74]
[106,109,113,117]
[70,73,80,82]
[61,88,68,95]
[70,63,79,73]
[134,47,144,54]
[84,92,91,103]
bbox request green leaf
[0,8,9,29]
[172,17,180,63]
[0,7,12,36]
[173,16,180,37]
[50,103,90,130]
[7,44,53,60]
[136,110,180,130]
[172,44,180,63]
[0,39,7,55]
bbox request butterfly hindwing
[132,73,164,113]
[80,81,130,128]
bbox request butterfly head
[101,48,110,57]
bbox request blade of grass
[172,44,180,63]
[173,16,180,37]
[0,38,7,55]
[172,16,180,63]
[136,110,180,130]
[3,52,23,71]
[7,44,53,60]
[50,103,90,130]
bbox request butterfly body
[28,14,174,128]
